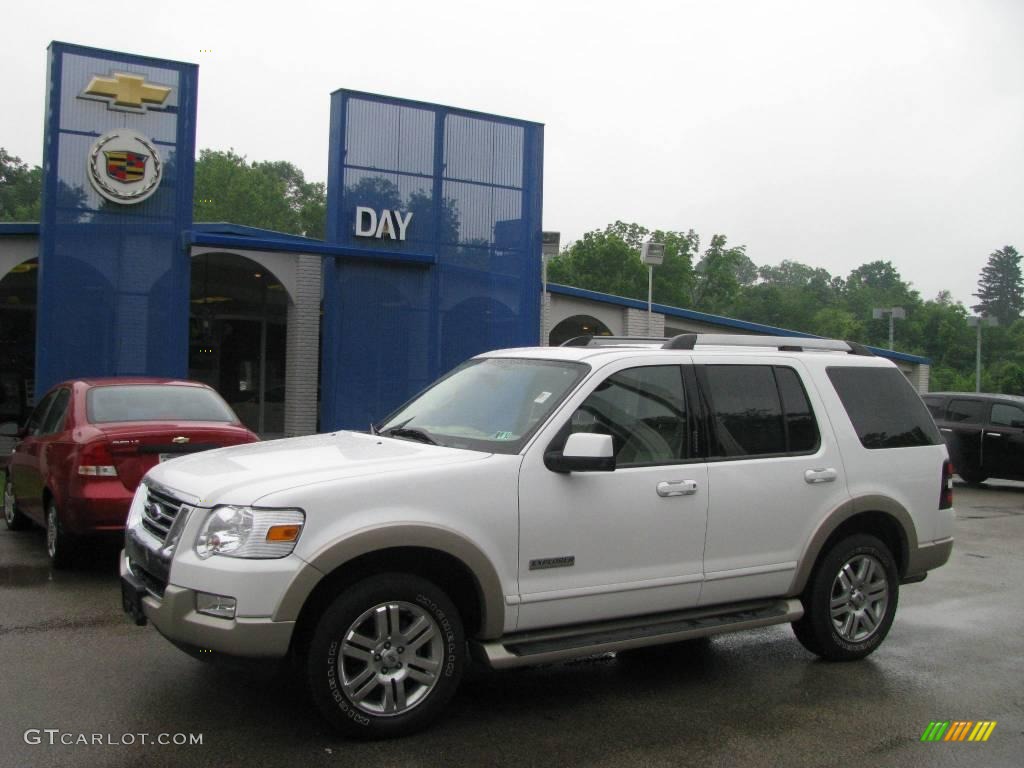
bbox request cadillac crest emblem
[87,129,162,205]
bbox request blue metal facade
[35,42,197,395]
[322,91,544,430]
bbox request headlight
[194,506,304,560]
[125,485,146,531]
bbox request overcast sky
[4,0,1022,308]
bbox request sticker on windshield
[494,431,515,440]
[534,391,552,404]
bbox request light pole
[967,315,998,392]
[872,306,906,349]
[640,242,665,335]
[541,232,560,346]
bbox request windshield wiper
[380,426,439,445]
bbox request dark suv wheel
[305,573,466,739]
[792,534,899,661]
[957,467,987,485]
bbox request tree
[692,235,749,314]
[973,246,1023,326]
[193,149,326,238]
[0,149,42,221]
[547,225,647,300]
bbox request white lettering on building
[354,207,413,241]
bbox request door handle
[657,480,698,497]
[985,432,1002,438]
[804,468,837,484]
[939,427,953,433]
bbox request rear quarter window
[827,367,941,449]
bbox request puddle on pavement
[0,563,115,587]
[0,564,56,587]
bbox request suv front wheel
[792,534,899,661]
[306,573,466,739]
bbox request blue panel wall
[35,42,197,395]
[322,91,543,430]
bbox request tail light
[77,441,118,478]
[939,460,954,510]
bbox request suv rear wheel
[792,534,898,661]
[306,573,465,739]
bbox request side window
[947,398,985,424]
[25,390,57,436]
[991,403,1024,428]
[39,389,70,435]
[570,365,687,466]
[922,397,945,419]
[702,365,787,457]
[775,367,821,453]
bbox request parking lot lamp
[967,315,998,392]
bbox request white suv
[121,334,954,738]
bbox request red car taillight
[939,460,954,510]
[77,441,118,478]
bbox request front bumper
[120,551,294,658]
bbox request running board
[473,598,803,669]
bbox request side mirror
[0,421,22,438]
[544,432,615,473]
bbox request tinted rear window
[947,398,985,424]
[827,367,941,449]
[87,385,237,423]
[922,397,945,419]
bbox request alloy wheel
[3,480,13,525]
[46,505,58,559]
[338,600,445,717]
[830,554,889,642]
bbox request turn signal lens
[266,524,302,542]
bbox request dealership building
[0,42,930,438]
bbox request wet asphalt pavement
[1,482,1022,768]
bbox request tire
[3,474,30,531]
[957,467,987,485]
[45,499,77,570]
[305,573,466,739]
[792,534,898,661]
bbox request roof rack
[560,333,874,356]
[560,335,668,347]
[662,333,874,356]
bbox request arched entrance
[190,252,289,436]
[0,258,37,428]
[548,314,613,346]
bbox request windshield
[377,358,589,454]
[87,385,238,423]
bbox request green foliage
[193,149,326,238]
[549,221,1022,396]
[0,149,42,221]
[972,245,1023,326]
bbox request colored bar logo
[920,721,997,742]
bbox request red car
[2,378,259,567]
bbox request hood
[143,430,490,506]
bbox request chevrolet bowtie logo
[81,73,172,112]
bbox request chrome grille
[142,486,185,544]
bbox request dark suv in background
[922,392,1024,484]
